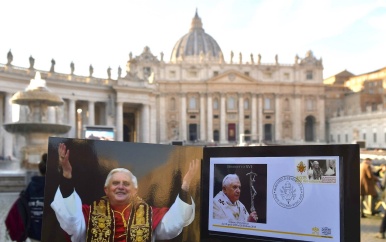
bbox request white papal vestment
[51,188,195,242]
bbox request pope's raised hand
[58,143,72,179]
[181,159,200,192]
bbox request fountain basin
[3,123,71,134]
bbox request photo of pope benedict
[51,143,199,242]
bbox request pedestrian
[375,172,386,239]
[360,158,379,218]
[25,153,47,241]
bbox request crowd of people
[360,158,386,239]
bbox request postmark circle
[272,175,304,209]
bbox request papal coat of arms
[297,161,307,174]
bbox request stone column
[68,99,76,138]
[150,102,157,143]
[200,93,206,141]
[251,94,257,141]
[47,106,56,123]
[116,102,123,141]
[318,95,325,142]
[220,94,226,143]
[207,94,213,141]
[179,95,187,141]
[106,96,115,126]
[238,93,244,143]
[141,104,150,143]
[275,94,282,142]
[4,93,13,158]
[159,94,166,143]
[88,101,95,126]
[257,95,263,143]
[293,95,302,141]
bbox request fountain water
[3,71,71,170]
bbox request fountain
[3,71,71,170]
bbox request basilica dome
[170,10,223,63]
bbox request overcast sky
[0,0,385,80]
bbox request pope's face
[104,172,137,206]
[223,178,241,203]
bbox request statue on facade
[160,52,164,62]
[118,66,122,78]
[7,49,13,65]
[50,59,56,72]
[107,66,112,79]
[129,52,133,61]
[70,62,75,75]
[275,54,278,64]
[230,51,234,64]
[239,52,242,64]
[29,55,35,69]
[250,53,254,64]
[257,53,261,65]
[89,65,93,77]
[295,55,299,65]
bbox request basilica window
[169,97,176,110]
[169,70,176,78]
[189,97,197,110]
[306,98,315,111]
[284,98,290,111]
[213,98,219,110]
[264,97,272,110]
[188,71,197,77]
[143,67,151,78]
[227,97,236,110]
[284,73,290,80]
[264,72,272,79]
[384,132,386,143]
[213,71,219,76]
[244,98,250,110]
[306,70,313,80]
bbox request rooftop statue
[70,62,75,75]
[89,65,93,77]
[7,49,13,65]
[29,55,35,69]
[118,66,122,78]
[50,59,56,72]
[107,66,111,79]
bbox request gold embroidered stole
[86,196,152,242]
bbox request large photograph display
[42,139,359,242]
[201,145,360,242]
[42,137,202,242]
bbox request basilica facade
[0,12,325,159]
